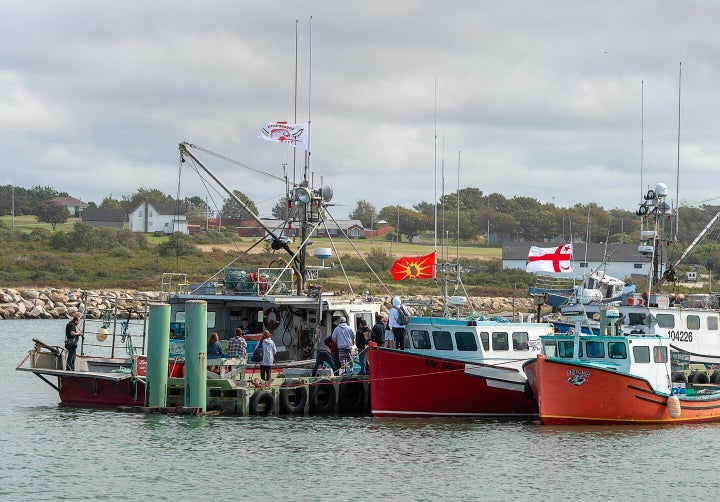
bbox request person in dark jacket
[371,314,385,346]
[356,319,371,375]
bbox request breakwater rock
[0,287,535,320]
[0,288,161,320]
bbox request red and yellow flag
[390,252,436,281]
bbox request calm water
[3,319,720,501]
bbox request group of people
[207,317,278,382]
[311,296,409,377]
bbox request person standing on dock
[228,327,248,362]
[323,335,340,375]
[332,316,355,374]
[371,314,385,346]
[389,297,408,350]
[260,330,277,382]
[64,316,82,370]
[356,319,371,375]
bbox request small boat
[368,316,554,417]
[523,308,720,425]
[529,270,636,309]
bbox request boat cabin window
[354,314,373,330]
[411,330,431,350]
[455,331,478,352]
[432,331,454,351]
[512,332,529,351]
[687,315,700,330]
[175,311,216,329]
[543,340,557,357]
[491,332,509,351]
[656,314,675,329]
[709,316,719,330]
[557,340,580,358]
[627,313,647,326]
[479,332,489,351]
[633,346,651,363]
[608,342,627,359]
[585,340,605,358]
[654,346,668,363]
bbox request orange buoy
[667,394,681,419]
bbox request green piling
[184,300,207,411]
[147,303,171,407]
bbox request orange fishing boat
[523,314,720,425]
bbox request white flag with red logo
[526,244,573,273]
[257,122,309,150]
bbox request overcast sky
[3,1,720,220]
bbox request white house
[502,242,653,281]
[129,201,187,234]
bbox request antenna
[433,77,438,255]
[640,80,644,205]
[675,62,682,241]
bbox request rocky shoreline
[0,287,535,320]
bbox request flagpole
[293,19,298,189]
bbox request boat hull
[59,374,146,407]
[368,346,537,417]
[524,355,720,425]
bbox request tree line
[4,184,720,248]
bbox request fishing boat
[16,142,384,414]
[522,307,720,425]
[368,316,553,417]
[553,183,720,374]
[529,270,636,309]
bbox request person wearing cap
[64,316,83,370]
[331,316,355,374]
[371,313,385,346]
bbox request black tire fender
[279,379,307,414]
[249,389,275,416]
[309,379,336,414]
[338,378,366,414]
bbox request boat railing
[160,272,190,298]
[223,267,294,296]
[79,292,150,359]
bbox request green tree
[379,205,428,242]
[221,190,258,220]
[100,197,122,209]
[35,201,68,230]
[157,233,199,257]
[121,188,175,213]
[348,199,378,229]
[271,197,290,220]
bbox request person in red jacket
[323,334,340,376]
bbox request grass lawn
[0,214,80,232]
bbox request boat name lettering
[424,359,438,368]
[668,330,693,342]
[566,369,589,386]
[441,361,464,371]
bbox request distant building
[502,241,653,280]
[81,208,126,229]
[49,196,88,217]
[314,219,365,238]
[128,201,187,234]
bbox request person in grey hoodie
[388,296,407,350]
[331,316,355,374]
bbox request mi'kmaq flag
[391,252,436,281]
[526,244,573,274]
[257,122,309,150]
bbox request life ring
[689,371,709,385]
[338,378,366,414]
[309,379,336,414]
[671,371,688,383]
[279,379,308,414]
[264,307,281,331]
[249,389,275,416]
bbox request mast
[298,15,313,288]
[675,62,682,241]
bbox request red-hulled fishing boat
[523,309,720,425]
[368,316,554,417]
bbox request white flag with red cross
[526,244,573,273]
